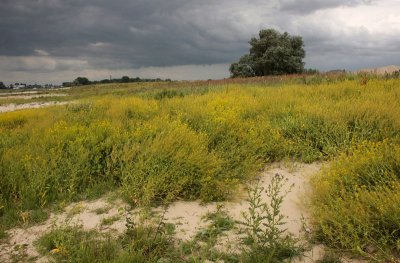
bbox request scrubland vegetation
[311,140,400,260]
[1,74,400,261]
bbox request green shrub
[36,226,120,262]
[310,140,400,260]
[120,117,225,205]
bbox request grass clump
[118,208,178,262]
[317,251,343,263]
[67,203,85,218]
[36,225,120,262]
[36,208,179,263]
[310,140,400,260]
[196,204,235,243]
[92,206,111,215]
[101,215,120,226]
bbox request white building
[14,83,27,89]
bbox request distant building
[14,83,27,89]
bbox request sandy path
[0,101,69,113]
[0,94,67,99]
[0,91,40,96]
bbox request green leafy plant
[120,206,178,262]
[240,174,303,262]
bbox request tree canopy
[230,29,305,77]
[73,77,90,86]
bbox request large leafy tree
[73,77,90,86]
[230,29,305,77]
[121,76,130,83]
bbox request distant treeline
[62,76,172,87]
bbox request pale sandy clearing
[0,93,67,99]
[0,101,69,113]
[0,198,127,262]
[0,91,41,96]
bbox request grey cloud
[0,0,260,70]
[34,49,50,56]
[0,56,88,73]
[279,0,373,14]
[299,22,400,70]
[0,0,399,83]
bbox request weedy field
[0,74,399,262]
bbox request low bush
[310,140,400,260]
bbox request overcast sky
[1,0,399,84]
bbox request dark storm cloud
[0,0,254,71]
[0,0,399,83]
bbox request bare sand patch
[0,91,40,96]
[163,162,322,241]
[0,101,69,113]
[164,201,215,241]
[0,197,127,262]
[0,93,67,99]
